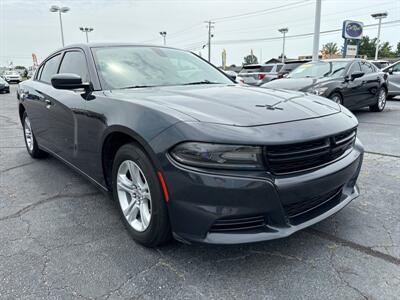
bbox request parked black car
[0,77,10,93]
[17,44,363,246]
[262,59,388,112]
[275,60,310,79]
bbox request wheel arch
[101,126,161,190]
[18,103,26,123]
[328,89,344,104]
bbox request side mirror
[51,73,90,90]
[350,71,364,81]
[387,68,393,75]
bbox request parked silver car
[382,60,400,99]
[239,63,283,86]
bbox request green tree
[321,42,339,58]
[396,42,400,57]
[243,53,258,65]
[358,36,377,58]
[379,42,396,58]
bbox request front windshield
[288,61,348,79]
[92,46,232,89]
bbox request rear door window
[360,61,375,74]
[40,54,61,83]
[260,66,273,72]
[348,62,361,74]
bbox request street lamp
[159,31,167,46]
[50,5,70,47]
[371,12,388,60]
[278,28,288,63]
[79,27,94,43]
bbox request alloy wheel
[24,117,34,151]
[378,89,386,110]
[117,160,152,232]
[331,95,341,104]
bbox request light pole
[80,27,94,43]
[50,5,70,47]
[312,0,322,61]
[159,31,167,46]
[371,12,388,60]
[278,28,288,63]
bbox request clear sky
[1,0,399,67]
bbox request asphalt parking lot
[1,84,399,300]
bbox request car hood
[108,84,341,127]
[262,77,333,91]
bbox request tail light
[258,73,266,80]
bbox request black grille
[209,215,266,233]
[283,187,343,220]
[265,129,356,175]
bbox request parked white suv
[3,71,22,83]
[239,63,283,86]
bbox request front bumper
[164,138,364,245]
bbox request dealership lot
[1,85,399,299]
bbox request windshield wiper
[182,80,221,85]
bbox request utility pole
[278,28,288,63]
[312,0,322,61]
[205,21,215,62]
[371,12,388,60]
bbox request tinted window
[92,46,231,89]
[348,62,361,74]
[360,61,375,74]
[280,62,304,73]
[260,66,273,72]
[392,63,400,72]
[40,54,61,83]
[276,65,283,72]
[59,51,89,82]
[240,65,261,73]
[288,61,348,79]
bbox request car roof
[283,60,310,64]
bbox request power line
[211,0,311,22]
[213,1,396,36]
[210,20,400,45]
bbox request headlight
[5,82,9,87]
[170,142,264,170]
[307,86,328,96]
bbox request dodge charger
[17,44,364,246]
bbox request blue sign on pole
[342,20,364,58]
[342,20,364,40]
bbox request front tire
[22,112,47,158]
[329,92,343,105]
[369,87,386,112]
[112,143,171,247]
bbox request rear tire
[112,143,171,247]
[369,87,386,112]
[329,92,343,105]
[22,112,47,158]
